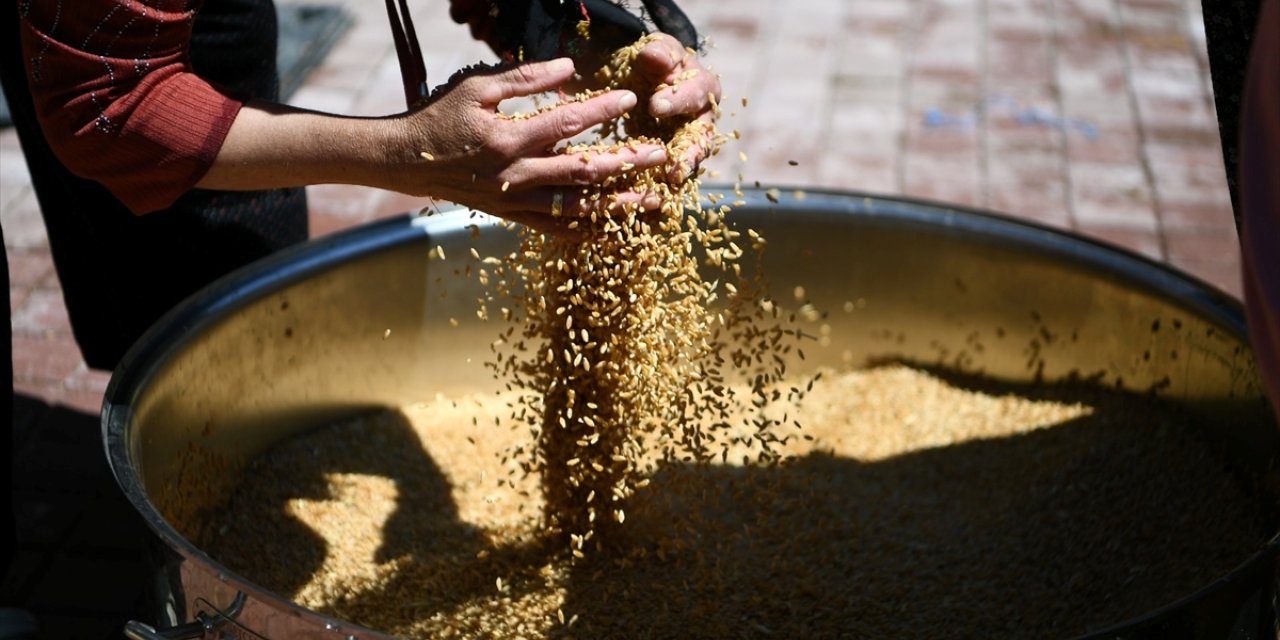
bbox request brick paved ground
[0,0,1244,636]
[0,0,1241,415]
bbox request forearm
[196,102,409,193]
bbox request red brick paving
[1,0,1242,416]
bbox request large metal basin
[104,188,1279,639]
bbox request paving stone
[1166,256,1243,299]
[986,31,1053,80]
[1134,92,1217,129]
[4,251,53,291]
[372,191,433,221]
[10,333,83,387]
[1131,65,1207,100]
[1070,160,1152,196]
[54,387,107,419]
[1117,0,1188,34]
[1124,30,1201,73]
[818,152,900,195]
[304,183,382,236]
[830,74,904,108]
[907,128,981,155]
[987,178,1072,225]
[998,148,1077,192]
[743,130,826,189]
[1075,223,1165,260]
[309,209,365,240]
[1074,195,1161,230]
[9,289,72,338]
[0,128,21,152]
[8,287,27,316]
[902,155,984,208]
[1164,225,1241,264]
[1159,199,1236,230]
[1,149,32,210]
[908,79,983,117]
[0,190,49,252]
[1149,160,1234,207]
[1066,127,1143,164]
[1058,0,1116,23]
[56,367,111,416]
[829,102,905,141]
[1060,87,1136,129]
[703,14,759,44]
[299,50,379,93]
[284,83,359,114]
[1144,132,1227,167]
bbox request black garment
[1201,0,1263,230]
[488,0,699,63]
[0,0,308,372]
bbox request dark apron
[0,0,308,372]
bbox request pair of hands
[394,33,720,235]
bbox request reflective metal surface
[104,188,1279,639]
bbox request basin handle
[123,592,248,640]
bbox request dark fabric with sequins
[489,0,698,62]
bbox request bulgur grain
[200,365,1267,639]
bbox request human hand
[396,58,668,235]
[631,33,722,182]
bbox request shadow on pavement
[5,394,153,640]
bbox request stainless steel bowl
[105,188,1279,639]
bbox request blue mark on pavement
[924,95,1099,140]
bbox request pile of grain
[201,364,1268,638]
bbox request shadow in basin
[200,409,496,621]
[558,372,1274,639]
[190,367,1276,638]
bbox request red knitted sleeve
[18,0,243,214]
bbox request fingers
[518,90,640,149]
[481,58,577,104]
[511,143,668,188]
[634,33,689,78]
[670,126,711,183]
[633,34,722,120]
[650,69,720,118]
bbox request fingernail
[617,91,637,111]
[653,98,673,116]
[646,148,668,164]
[549,58,574,73]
